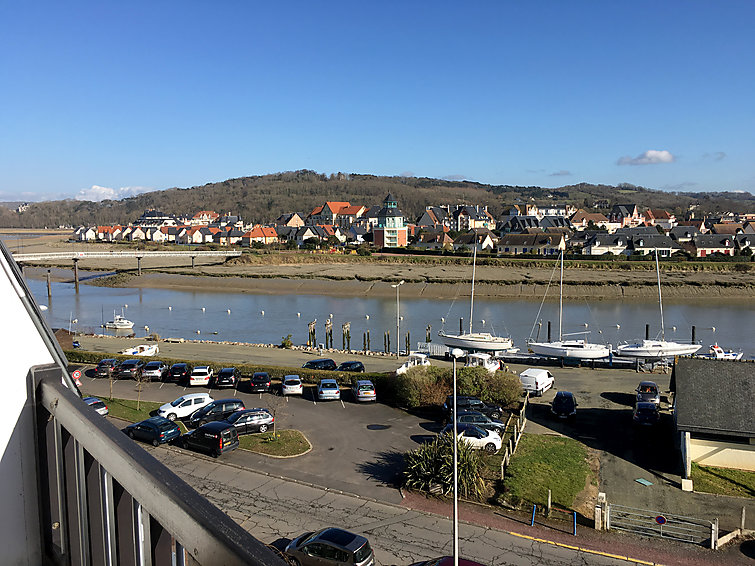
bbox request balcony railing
[34,363,288,566]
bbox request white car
[441,423,502,453]
[354,380,376,402]
[281,375,303,396]
[158,393,214,421]
[189,366,214,386]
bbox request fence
[500,392,529,479]
[605,503,717,548]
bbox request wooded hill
[1,170,754,228]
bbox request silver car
[317,379,340,401]
[84,396,108,416]
[285,527,374,566]
[281,375,304,396]
[636,381,660,406]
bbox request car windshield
[194,369,209,375]
[157,422,176,432]
[637,407,657,416]
[146,362,160,368]
[353,542,372,563]
[639,385,656,393]
[226,412,244,423]
[285,379,300,385]
[170,397,186,407]
[554,396,574,409]
[358,385,374,392]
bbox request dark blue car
[124,416,181,446]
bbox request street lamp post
[391,280,405,357]
[450,347,464,566]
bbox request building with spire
[373,193,407,248]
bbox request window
[194,398,204,405]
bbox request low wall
[689,437,755,471]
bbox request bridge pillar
[137,256,142,276]
[73,258,79,293]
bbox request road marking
[340,400,345,409]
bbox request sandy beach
[7,231,755,300]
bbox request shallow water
[24,275,755,358]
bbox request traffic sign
[655,515,667,525]
[72,369,82,379]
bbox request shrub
[403,434,487,500]
[280,334,293,348]
[394,365,449,408]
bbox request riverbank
[8,232,755,299]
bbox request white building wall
[689,437,755,472]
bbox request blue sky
[1,1,753,201]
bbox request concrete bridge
[13,249,242,292]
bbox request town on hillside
[73,194,755,258]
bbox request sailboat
[617,249,702,359]
[438,248,514,352]
[527,252,610,359]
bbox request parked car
[281,374,304,396]
[168,362,192,383]
[551,391,578,420]
[636,381,661,406]
[633,401,661,426]
[442,395,503,420]
[518,368,554,397]
[336,361,365,373]
[285,527,374,566]
[302,358,337,371]
[456,410,505,435]
[114,359,145,380]
[189,365,214,386]
[317,378,341,401]
[180,421,239,457]
[353,379,376,402]
[94,358,118,378]
[83,396,108,416]
[410,558,487,566]
[142,360,169,381]
[123,416,180,447]
[157,393,214,421]
[188,398,245,427]
[214,367,240,388]
[250,371,272,393]
[224,408,274,435]
[441,423,502,453]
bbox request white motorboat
[465,352,500,373]
[696,344,743,360]
[119,344,159,357]
[528,252,610,360]
[617,250,702,360]
[439,248,514,352]
[396,352,431,375]
[104,311,134,330]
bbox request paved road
[146,446,655,566]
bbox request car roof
[98,358,116,363]
[83,396,102,404]
[121,359,141,364]
[356,379,373,386]
[142,416,172,425]
[213,398,243,403]
[638,381,658,387]
[315,528,366,551]
[555,391,574,398]
[194,365,210,370]
[320,378,338,384]
[178,392,210,400]
[219,367,236,372]
[635,401,658,410]
[197,421,235,432]
[145,360,163,365]
[172,362,188,367]
[457,410,486,417]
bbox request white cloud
[617,150,676,166]
[443,174,466,181]
[75,185,153,202]
[549,170,571,177]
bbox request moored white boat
[695,343,743,360]
[119,344,159,357]
[439,248,514,352]
[396,352,431,375]
[465,352,500,373]
[104,312,134,330]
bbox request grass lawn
[690,463,755,498]
[501,434,591,509]
[238,430,310,457]
[84,394,163,423]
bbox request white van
[518,368,555,396]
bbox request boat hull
[439,332,513,352]
[617,340,702,359]
[529,340,610,360]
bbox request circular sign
[72,370,82,379]
[655,515,667,525]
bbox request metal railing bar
[102,469,117,566]
[84,452,107,565]
[62,427,84,565]
[74,437,91,565]
[138,503,153,566]
[36,368,286,566]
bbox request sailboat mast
[656,248,665,340]
[558,251,564,341]
[469,248,477,335]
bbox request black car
[114,359,145,380]
[123,416,181,446]
[633,401,660,426]
[188,398,246,427]
[336,361,365,373]
[180,421,239,457]
[250,372,272,393]
[214,367,240,388]
[551,391,578,420]
[224,408,274,435]
[442,395,503,420]
[456,410,505,435]
[302,358,337,371]
[94,358,118,378]
[168,363,192,383]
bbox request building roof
[672,358,754,438]
[693,234,734,249]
